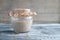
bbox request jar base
[14,31,29,34]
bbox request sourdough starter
[9,9,37,33]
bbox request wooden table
[0,23,60,40]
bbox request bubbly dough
[9,8,37,17]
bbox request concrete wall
[0,0,60,23]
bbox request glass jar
[10,16,33,33]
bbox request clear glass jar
[10,16,33,33]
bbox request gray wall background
[0,0,60,23]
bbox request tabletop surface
[0,23,60,40]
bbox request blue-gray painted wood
[0,23,60,40]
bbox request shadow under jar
[11,16,33,33]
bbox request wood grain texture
[0,0,60,23]
[0,24,60,40]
